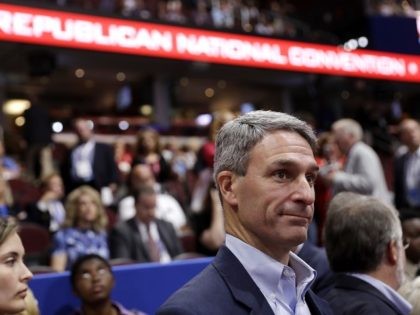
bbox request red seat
[9,178,42,209]
[178,230,197,253]
[18,222,51,266]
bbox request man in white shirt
[118,163,187,235]
[110,184,183,263]
[158,110,332,315]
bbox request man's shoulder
[323,275,399,314]
[155,218,178,233]
[113,218,136,232]
[157,263,227,314]
[325,287,390,314]
[94,141,114,154]
[351,141,376,157]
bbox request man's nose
[292,176,315,205]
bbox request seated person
[26,173,65,233]
[70,253,146,315]
[110,184,182,263]
[50,185,109,272]
[118,164,188,235]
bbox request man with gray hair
[323,191,411,315]
[158,110,331,315]
[320,118,391,204]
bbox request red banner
[1,3,420,82]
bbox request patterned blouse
[52,227,109,270]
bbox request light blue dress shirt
[225,234,316,315]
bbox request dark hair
[70,254,112,289]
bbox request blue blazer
[157,245,332,315]
[323,274,405,315]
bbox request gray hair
[213,110,317,182]
[332,118,363,141]
[325,192,402,273]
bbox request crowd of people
[24,0,337,43]
[0,109,419,314]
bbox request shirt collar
[225,234,316,302]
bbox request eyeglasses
[77,267,111,281]
[403,237,410,250]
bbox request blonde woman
[0,217,33,314]
[50,186,109,272]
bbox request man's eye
[306,174,317,186]
[275,170,288,179]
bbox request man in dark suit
[109,184,182,262]
[322,192,412,315]
[158,110,331,314]
[62,118,118,199]
[394,118,420,210]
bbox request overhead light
[52,121,63,133]
[75,68,85,78]
[358,36,369,48]
[205,88,215,98]
[3,99,31,115]
[116,72,126,82]
[196,113,212,126]
[139,104,153,116]
[118,120,129,130]
[15,116,25,127]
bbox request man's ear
[216,171,238,208]
[387,240,398,265]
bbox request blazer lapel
[213,246,274,315]
[305,290,330,315]
[155,220,174,256]
[127,219,149,260]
